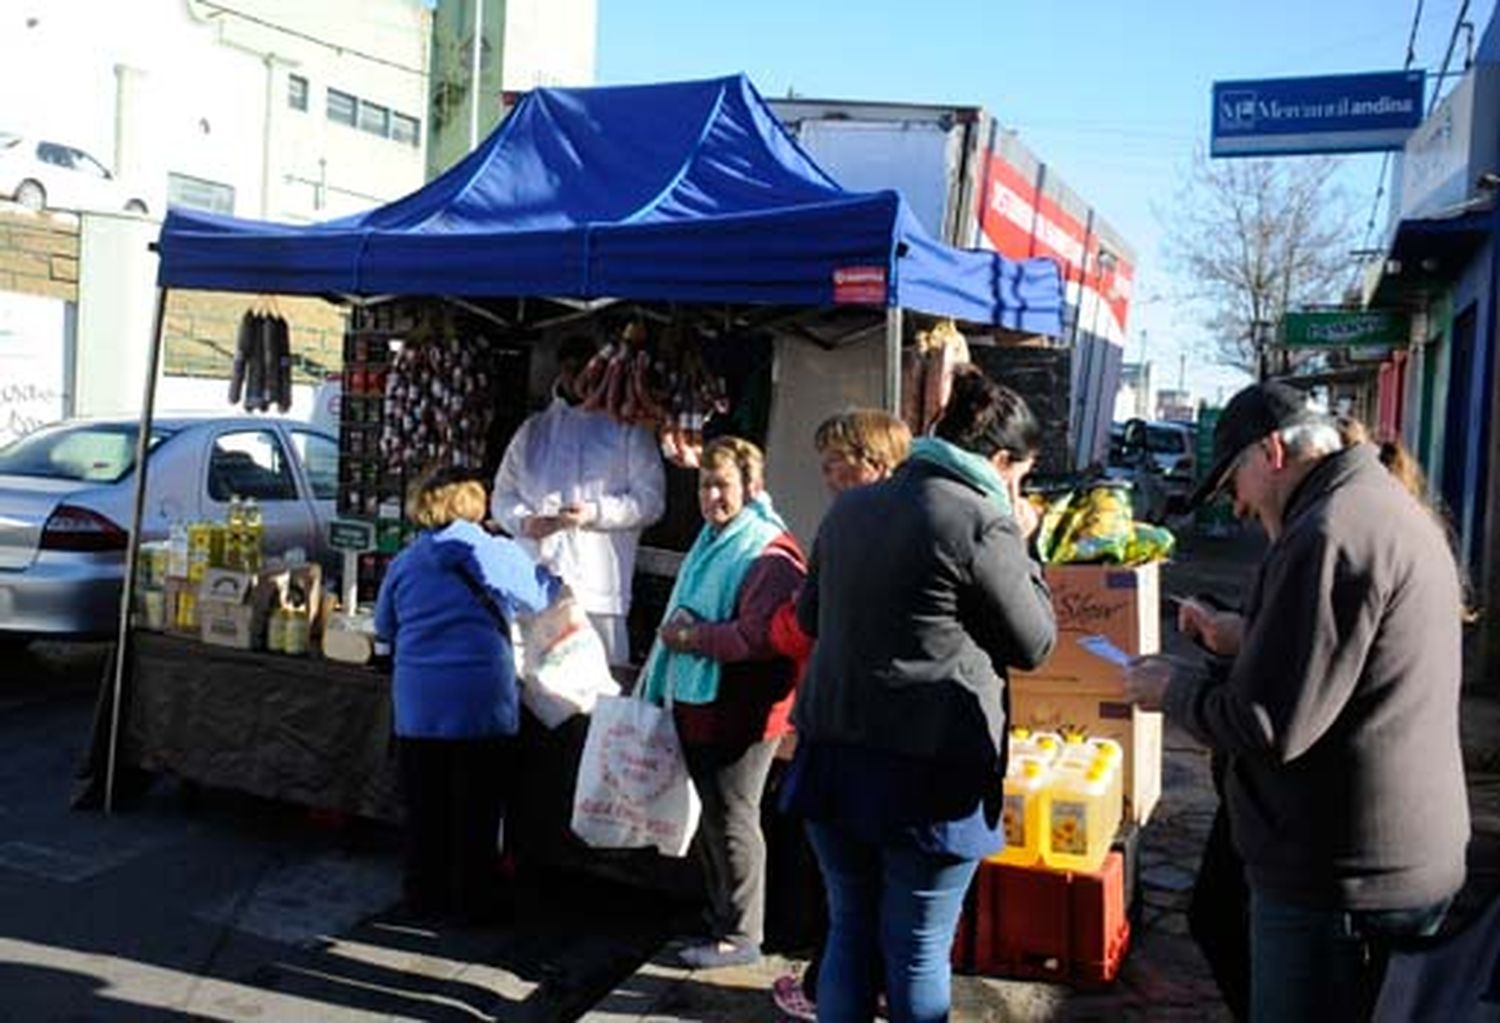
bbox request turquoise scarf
[908,436,1013,516]
[638,494,788,706]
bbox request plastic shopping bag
[570,693,701,857]
[515,593,619,728]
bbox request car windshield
[1145,426,1189,454]
[0,424,175,483]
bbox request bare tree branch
[1158,151,1353,375]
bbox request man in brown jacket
[1126,382,1468,1023]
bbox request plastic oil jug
[1088,738,1125,830]
[225,497,245,570]
[1030,731,1064,765]
[1041,760,1115,873]
[995,756,1050,866]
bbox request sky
[597,0,1497,407]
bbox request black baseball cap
[1188,382,1323,508]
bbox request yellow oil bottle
[1041,760,1116,873]
[995,756,1050,866]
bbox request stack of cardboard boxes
[954,560,1165,988]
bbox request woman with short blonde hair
[376,466,559,924]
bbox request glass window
[208,430,298,502]
[36,142,73,168]
[288,74,309,112]
[391,112,420,147]
[1145,426,1191,455]
[327,89,356,127]
[358,100,390,137]
[167,172,235,215]
[71,148,111,178]
[290,430,338,501]
[0,424,173,483]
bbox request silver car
[0,416,339,645]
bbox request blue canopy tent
[155,74,1062,332]
[105,76,1063,808]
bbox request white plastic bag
[514,594,619,728]
[570,692,701,857]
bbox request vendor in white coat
[491,336,667,665]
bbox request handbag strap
[454,563,510,634]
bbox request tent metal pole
[884,306,903,416]
[104,286,169,813]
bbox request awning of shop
[1366,202,1493,308]
[155,74,1063,334]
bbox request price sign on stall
[329,520,375,552]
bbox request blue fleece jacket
[374,519,559,738]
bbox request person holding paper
[491,335,666,665]
[785,368,1055,1022]
[1124,382,1468,1023]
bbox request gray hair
[1276,420,1344,459]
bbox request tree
[1158,152,1354,376]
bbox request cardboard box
[1010,672,1163,824]
[199,569,271,650]
[1016,562,1160,683]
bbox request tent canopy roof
[157,74,1062,334]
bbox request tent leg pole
[884,306,903,417]
[104,286,169,814]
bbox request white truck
[769,97,1135,475]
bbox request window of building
[358,100,390,138]
[327,89,356,127]
[391,112,420,148]
[167,172,235,215]
[288,74,308,112]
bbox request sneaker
[678,939,761,969]
[771,972,817,1021]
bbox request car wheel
[14,179,45,211]
[124,199,148,214]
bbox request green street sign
[1280,310,1408,349]
[328,519,375,552]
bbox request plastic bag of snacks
[1030,484,1175,566]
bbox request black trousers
[397,735,516,911]
[1190,802,1251,1022]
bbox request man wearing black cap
[1125,381,1469,1023]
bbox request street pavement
[2,524,1498,1021]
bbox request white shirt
[491,398,666,616]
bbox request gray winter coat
[793,457,1056,768]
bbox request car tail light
[39,505,129,552]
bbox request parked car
[0,416,338,646]
[0,132,152,215]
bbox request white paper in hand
[1077,634,1132,668]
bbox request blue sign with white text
[1211,71,1424,157]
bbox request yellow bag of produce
[1052,485,1134,564]
[1124,522,1176,565]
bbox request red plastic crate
[952,850,1131,988]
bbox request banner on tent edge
[833,266,887,305]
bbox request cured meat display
[229,308,293,414]
[572,321,729,468]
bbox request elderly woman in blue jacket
[375,466,560,923]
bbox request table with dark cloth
[117,631,402,822]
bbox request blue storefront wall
[1442,241,1496,571]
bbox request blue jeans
[806,820,978,1023]
[1249,890,1451,1023]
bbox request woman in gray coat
[783,368,1056,1023]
